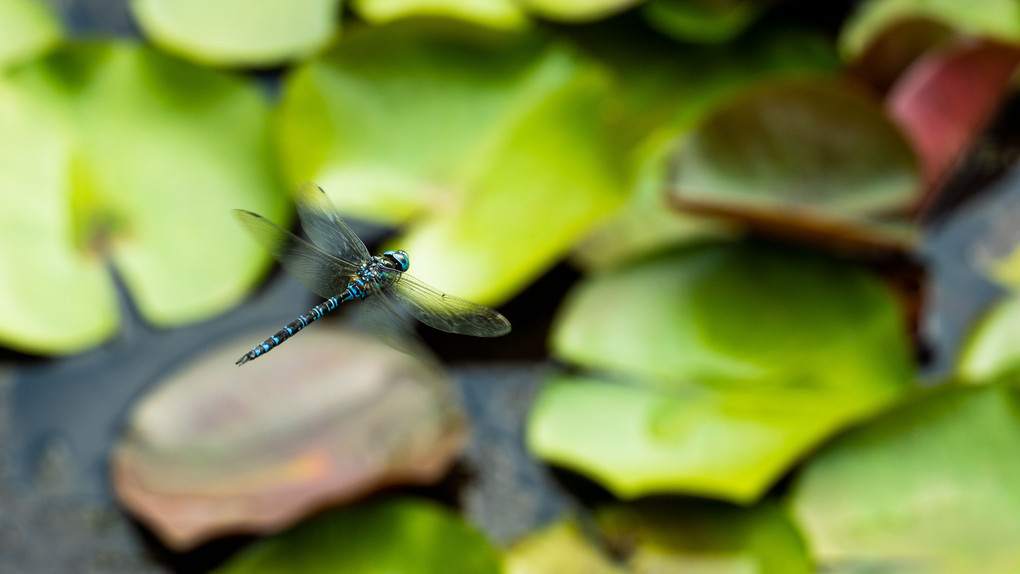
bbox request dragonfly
[233,182,511,365]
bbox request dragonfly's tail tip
[235,355,250,366]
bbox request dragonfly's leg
[236,292,351,365]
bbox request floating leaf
[789,385,1020,573]
[218,498,500,574]
[276,23,626,304]
[504,519,624,574]
[597,499,811,573]
[533,243,912,500]
[957,296,1020,383]
[887,38,1020,191]
[841,0,1020,59]
[573,27,839,269]
[0,44,286,354]
[668,79,920,241]
[0,0,60,70]
[351,0,528,29]
[113,327,466,550]
[517,0,643,22]
[642,0,765,45]
[847,17,953,93]
[130,0,341,67]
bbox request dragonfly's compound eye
[383,250,410,272]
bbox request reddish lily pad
[112,327,466,550]
[847,16,953,93]
[887,38,1020,193]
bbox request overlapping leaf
[0,0,60,70]
[351,0,528,29]
[275,22,626,304]
[789,385,1020,573]
[642,0,765,44]
[530,243,912,501]
[0,43,286,354]
[841,0,1020,59]
[130,0,342,67]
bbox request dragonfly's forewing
[390,274,511,337]
[233,209,353,298]
[295,182,371,263]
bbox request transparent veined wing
[360,291,436,362]
[390,274,511,337]
[233,209,354,298]
[295,182,371,263]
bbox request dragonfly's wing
[390,274,511,337]
[360,292,435,362]
[234,209,353,298]
[295,182,371,263]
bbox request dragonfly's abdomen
[236,289,356,365]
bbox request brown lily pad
[112,327,466,550]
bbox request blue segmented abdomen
[235,290,355,365]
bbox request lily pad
[130,0,341,67]
[847,16,953,93]
[841,0,1020,59]
[957,296,1020,383]
[113,327,466,550]
[572,26,839,269]
[0,0,60,70]
[275,22,626,304]
[351,0,529,29]
[554,242,913,391]
[887,38,1020,192]
[516,0,643,22]
[788,385,1020,573]
[504,519,624,574]
[596,499,811,573]
[0,43,286,354]
[642,0,765,45]
[668,79,920,234]
[218,498,500,574]
[534,243,912,501]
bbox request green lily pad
[841,0,1020,59]
[596,499,811,573]
[642,0,765,45]
[517,0,644,22]
[0,44,286,354]
[351,0,529,29]
[0,0,60,70]
[957,296,1020,384]
[217,498,501,574]
[504,519,624,574]
[275,23,626,304]
[554,242,913,390]
[130,0,341,67]
[668,80,920,228]
[788,385,1020,573]
[534,243,912,501]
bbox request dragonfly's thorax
[350,256,402,298]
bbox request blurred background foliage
[3,0,1020,572]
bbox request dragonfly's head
[382,250,410,272]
